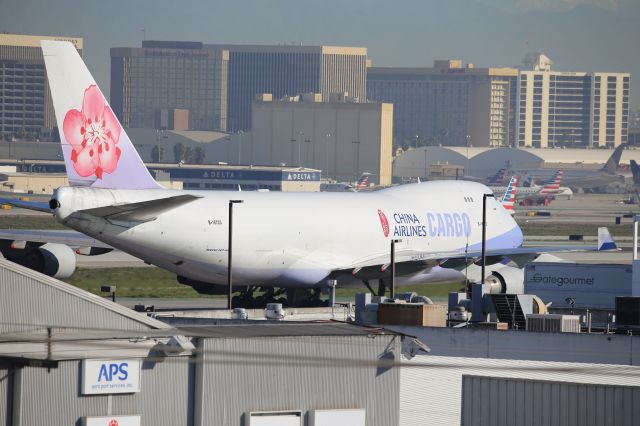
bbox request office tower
[367,60,518,148]
[0,33,83,140]
[207,44,368,132]
[110,41,228,131]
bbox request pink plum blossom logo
[62,85,121,179]
[378,209,390,237]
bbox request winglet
[598,227,618,251]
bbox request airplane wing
[0,229,112,255]
[73,194,201,223]
[0,197,52,213]
[339,227,617,277]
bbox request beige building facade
[251,94,393,186]
[0,172,68,194]
[207,44,368,132]
[517,70,630,148]
[0,34,83,140]
[367,60,518,148]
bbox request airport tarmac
[514,193,639,224]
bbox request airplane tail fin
[355,172,371,191]
[488,168,506,186]
[541,170,563,193]
[501,175,518,214]
[601,144,625,174]
[631,160,640,185]
[41,41,161,190]
[597,227,618,251]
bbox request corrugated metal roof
[0,257,171,332]
[179,322,395,339]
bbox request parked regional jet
[320,172,372,192]
[491,170,563,198]
[0,41,616,302]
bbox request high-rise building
[110,41,228,131]
[206,44,368,132]
[0,34,83,140]
[367,60,518,148]
[517,66,630,148]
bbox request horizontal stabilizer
[0,197,52,213]
[77,194,201,223]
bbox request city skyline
[0,0,637,109]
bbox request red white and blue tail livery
[500,176,518,214]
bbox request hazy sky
[1,0,638,108]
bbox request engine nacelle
[177,275,228,295]
[38,243,77,278]
[485,266,524,294]
[3,242,77,279]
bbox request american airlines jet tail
[539,170,564,195]
[500,176,518,214]
[3,41,608,301]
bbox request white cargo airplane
[0,41,615,300]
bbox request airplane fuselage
[52,180,522,288]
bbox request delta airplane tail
[601,144,625,174]
[41,40,161,190]
[500,176,518,214]
[524,176,535,188]
[631,160,640,185]
[488,168,507,186]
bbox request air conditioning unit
[615,297,640,332]
[526,314,581,333]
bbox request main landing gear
[231,286,328,308]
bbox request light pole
[352,140,360,182]
[465,134,471,176]
[390,239,402,299]
[324,133,331,179]
[237,130,244,165]
[305,138,312,168]
[481,194,492,286]
[297,131,303,166]
[290,138,296,166]
[424,147,428,179]
[227,199,244,309]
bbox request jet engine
[1,242,77,279]
[484,266,524,294]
